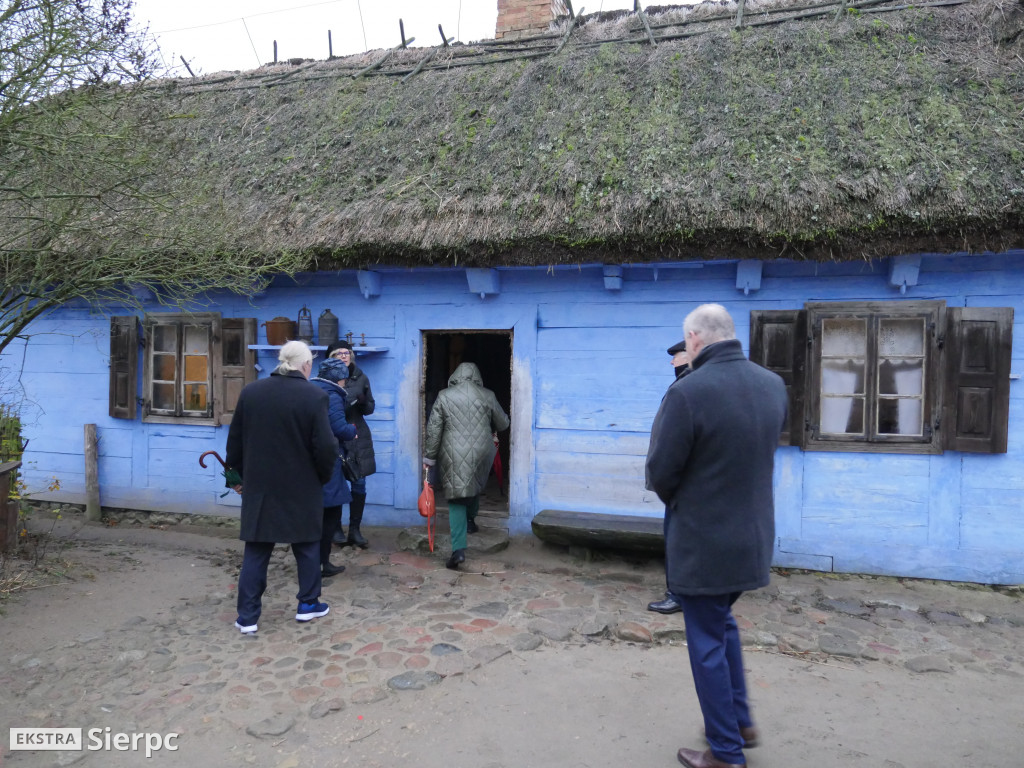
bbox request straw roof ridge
[6,0,1024,267]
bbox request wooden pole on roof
[328,30,333,58]
[635,1,657,46]
[353,21,416,79]
[402,48,440,82]
[553,7,584,55]
[736,0,747,28]
[835,0,848,19]
[179,56,195,78]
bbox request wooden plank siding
[5,251,1024,582]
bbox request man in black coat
[226,341,339,633]
[646,304,787,768]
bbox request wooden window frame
[805,301,943,454]
[143,313,220,425]
[750,301,1012,455]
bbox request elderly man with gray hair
[646,304,788,768]
[226,340,339,633]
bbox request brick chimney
[496,0,560,40]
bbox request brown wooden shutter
[109,316,138,420]
[943,307,1013,453]
[215,318,257,426]
[750,309,807,447]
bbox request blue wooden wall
[4,250,1024,584]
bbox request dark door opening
[423,330,512,518]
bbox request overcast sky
[131,0,643,78]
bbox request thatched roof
[21,0,1024,266]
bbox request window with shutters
[109,313,256,426]
[750,301,1013,455]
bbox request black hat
[667,339,687,355]
[325,340,353,357]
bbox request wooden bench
[531,509,665,555]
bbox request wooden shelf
[248,345,388,353]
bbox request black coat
[646,339,787,596]
[342,361,376,478]
[226,370,338,543]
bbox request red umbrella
[491,435,504,496]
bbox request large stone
[820,598,870,616]
[576,619,610,638]
[653,628,687,643]
[818,634,861,658]
[310,698,346,719]
[511,633,543,652]
[246,714,296,738]
[528,618,572,642]
[613,622,653,643]
[430,643,463,656]
[467,529,510,555]
[467,601,510,618]
[351,687,389,704]
[905,655,953,673]
[387,670,442,691]
[470,644,511,665]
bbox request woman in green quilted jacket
[422,362,510,570]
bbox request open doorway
[422,330,512,523]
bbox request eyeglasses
[331,350,352,358]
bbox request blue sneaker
[234,620,258,634]
[295,601,330,622]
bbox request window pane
[878,360,923,396]
[154,354,176,381]
[183,325,209,355]
[183,384,208,412]
[223,328,244,366]
[152,325,176,353]
[822,359,865,395]
[184,355,208,382]
[821,397,864,435]
[152,382,175,411]
[879,318,924,356]
[822,318,866,356]
[878,397,923,436]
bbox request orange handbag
[418,479,436,552]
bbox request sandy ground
[1,517,1023,768]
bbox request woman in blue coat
[311,358,357,577]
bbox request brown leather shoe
[701,725,759,749]
[677,747,744,768]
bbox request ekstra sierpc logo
[10,728,179,757]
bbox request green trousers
[448,495,479,552]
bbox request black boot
[321,561,346,577]
[446,548,466,570]
[467,516,479,534]
[346,493,369,549]
[332,520,347,546]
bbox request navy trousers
[320,505,342,565]
[236,540,322,625]
[674,591,752,765]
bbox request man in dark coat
[646,304,787,768]
[226,341,338,633]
